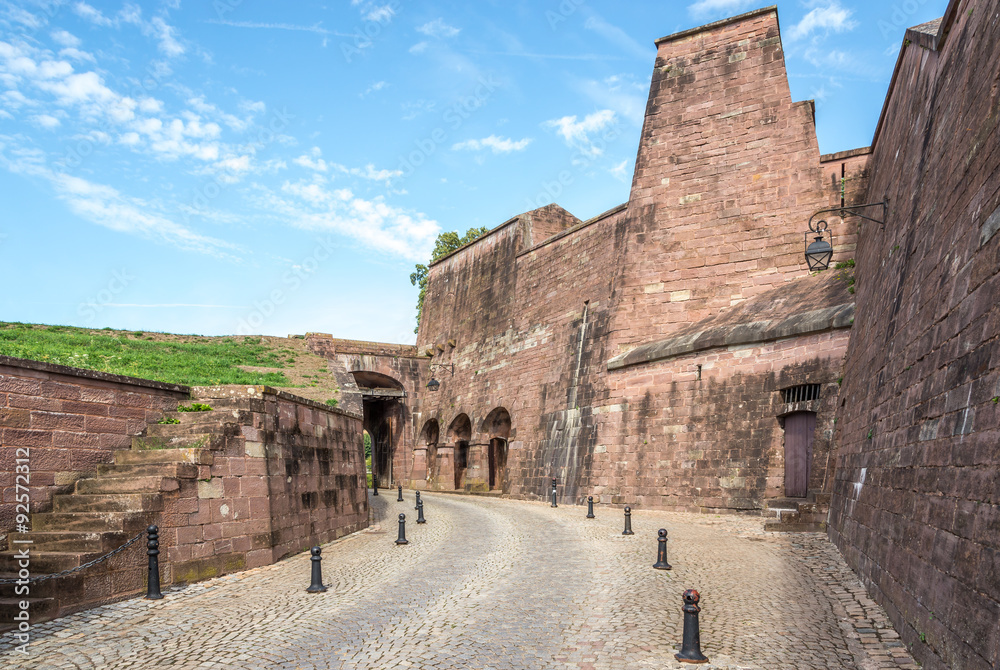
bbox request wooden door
[784,412,816,498]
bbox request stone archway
[414,419,439,489]
[447,413,472,490]
[481,407,511,492]
[351,370,405,489]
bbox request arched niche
[448,413,472,489]
[480,407,511,492]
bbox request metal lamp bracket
[808,198,889,233]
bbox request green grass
[0,322,293,387]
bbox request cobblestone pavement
[1,493,919,669]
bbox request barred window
[781,384,821,403]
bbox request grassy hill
[0,322,342,405]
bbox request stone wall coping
[190,384,363,419]
[819,146,872,163]
[608,302,854,370]
[0,354,191,395]
[304,334,422,359]
[516,203,628,259]
[654,6,778,45]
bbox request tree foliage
[410,227,490,333]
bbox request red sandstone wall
[600,330,848,511]
[0,356,189,536]
[829,4,1000,669]
[611,8,855,354]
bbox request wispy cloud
[544,109,617,157]
[788,2,857,40]
[417,18,460,39]
[361,80,387,97]
[452,135,532,154]
[72,1,113,27]
[583,14,649,60]
[687,0,755,20]
[204,19,350,36]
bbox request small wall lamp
[426,362,454,391]
[805,199,888,271]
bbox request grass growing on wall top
[0,322,293,387]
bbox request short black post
[306,546,327,593]
[586,496,595,519]
[653,528,672,570]
[397,484,404,502]
[414,490,421,510]
[550,478,558,508]
[416,500,426,524]
[623,506,634,535]
[675,589,709,664]
[145,525,162,600]
[372,468,378,496]
[395,513,408,545]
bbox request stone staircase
[0,408,228,624]
[763,492,831,532]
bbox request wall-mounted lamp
[805,199,888,272]
[426,362,454,391]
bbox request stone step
[0,597,58,625]
[31,511,151,532]
[131,434,220,451]
[766,498,806,510]
[7,531,128,553]
[75,476,179,495]
[764,521,828,533]
[114,447,213,466]
[811,492,832,506]
[97,462,199,479]
[0,551,103,574]
[53,494,162,514]
[145,422,228,438]
[0,572,83,600]
[159,409,246,425]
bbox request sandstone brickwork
[828,3,1000,668]
[408,7,856,517]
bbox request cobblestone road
[1,493,918,669]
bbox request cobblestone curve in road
[0,493,918,670]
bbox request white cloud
[32,114,61,129]
[361,80,387,97]
[257,180,439,260]
[409,41,428,54]
[452,135,532,154]
[150,16,185,57]
[0,145,237,257]
[416,19,460,39]
[788,3,857,40]
[544,109,617,157]
[294,148,329,172]
[583,15,649,60]
[365,5,395,22]
[610,160,628,181]
[51,31,82,49]
[59,47,96,63]
[687,0,754,20]
[72,2,113,26]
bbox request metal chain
[0,530,146,584]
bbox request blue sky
[0,0,947,344]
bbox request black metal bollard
[675,589,709,664]
[416,499,426,524]
[306,546,327,593]
[551,478,558,508]
[372,469,378,496]
[145,525,162,600]
[652,528,672,570]
[397,484,404,502]
[586,496,596,519]
[623,506,634,535]
[414,490,421,510]
[395,513,409,545]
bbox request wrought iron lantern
[805,224,833,272]
[425,362,454,391]
[805,198,888,272]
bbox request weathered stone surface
[828,6,1000,670]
